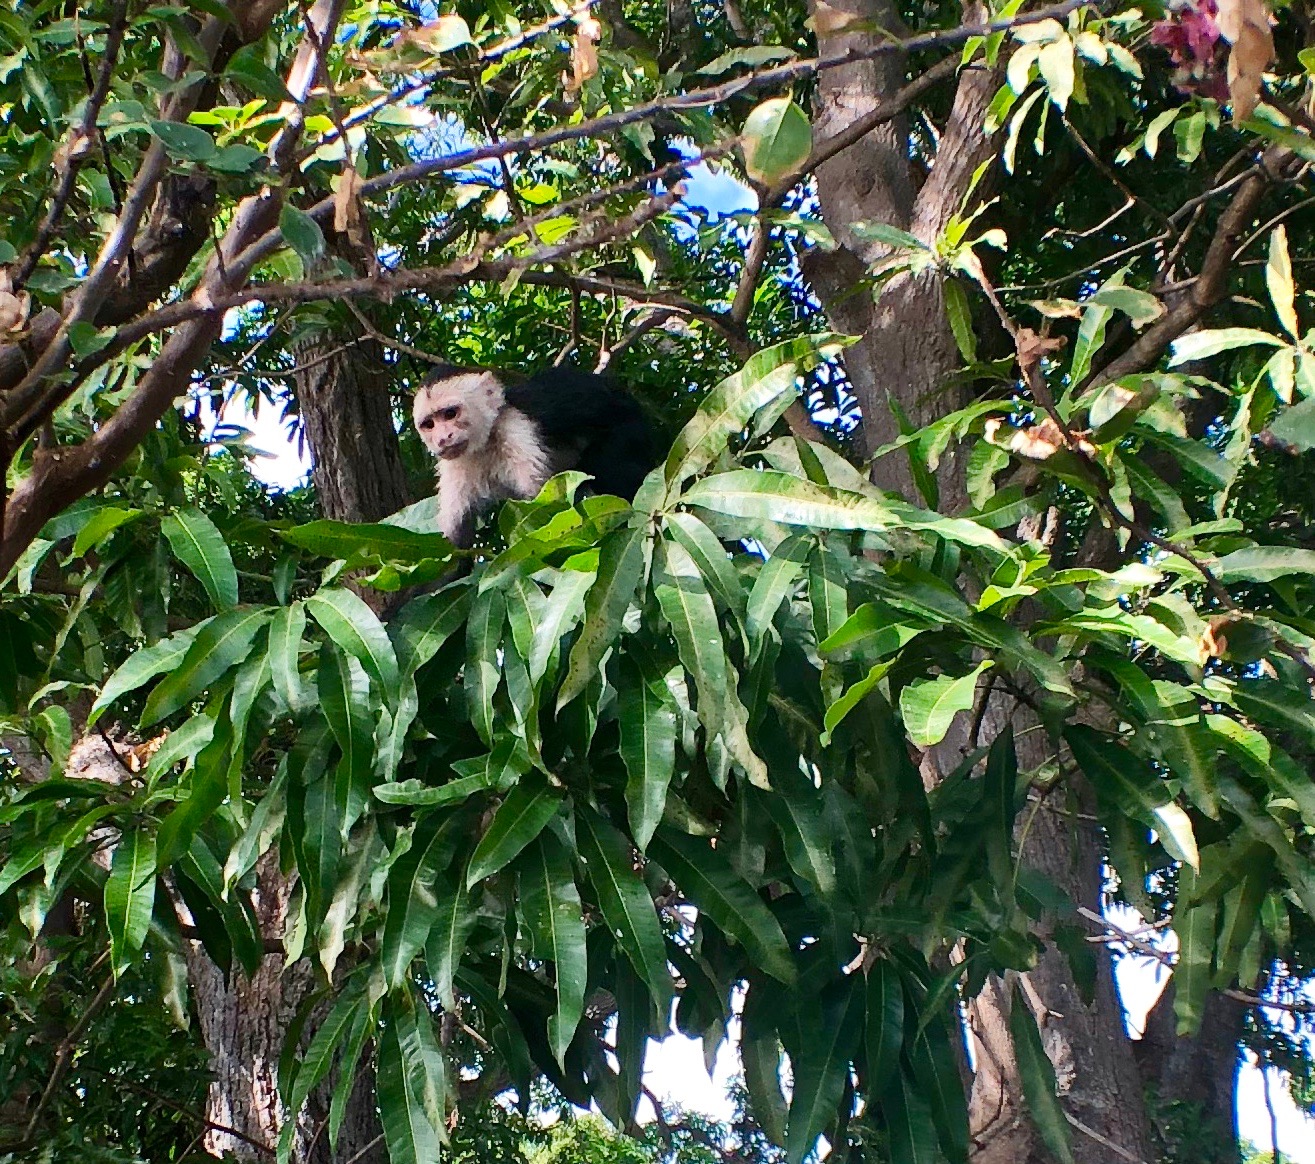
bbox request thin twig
[232,0,1098,278]
[1064,1112,1153,1164]
[22,973,117,1140]
[12,0,130,290]
[341,1132,385,1164]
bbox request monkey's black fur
[503,366,657,502]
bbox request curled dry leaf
[1216,0,1274,122]
[0,268,32,335]
[52,128,94,174]
[1015,327,1067,376]
[566,16,602,93]
[984,415,1095,461]
[809,0,867,34]
[1200,616,1229,660]
[334,164,365,238]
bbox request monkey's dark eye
[440,406,460,421]
[420,418,434,431]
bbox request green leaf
[378,993,446,1164]
[207,142,268,173]
[685,469,1004,550]
[745,534,809,648]
[907,1010,970,1164]
[410,13,473,52]
[785,978,862,1164]
[575,805,673,1011]
[391,584,472,675]
[697,45,796,74]
[269,601,308,714]
[319,642,373,833]
[279,519,452,565]
[466,772,561,886]
[280,987,369,1163]
[655,537,765,788]
[850,221,927,251]
[1066,725,1198,869]
[559,523,648,709]
[761,758,836,895]
[1269,395,1315,451]
[90,625,201,725]
[618,652,678,852]
[742,97,812,185]
[464,585,505,747]
[882,1069,941,1164]
[865,960,904,1093]
[382,812,461,989]
[1232,678,1315,748]
[306,588,401,708]
[1172,864,1215,1035]
[72,506,142,558]
[899,661,993,748]
[742,1031,788,1146]
[225,44,293,102]
[1213,546,1315,583]
[105,830,157,977]
[141,609,270,727]
[1085,286,1164,326]
[1168,327,1283,365]
[1008,984,1075,1164]
[665,335,846,487]
[375,768,513,808]
[650,828,794,984]
[517,832,587,1065]
[664,512,747,632]
[150,119,215,161]
[162,508,238,611]
[425,867,475,1010]
[944,278,977,363]
[279,203,325,266]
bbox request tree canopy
[2,1,1315,1163]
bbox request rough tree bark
[186,317,408,1162]
[801,2,1186,1159]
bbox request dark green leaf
[279,203,325,266]
[1008,984,1075,1164]
[618,652,678,852]
[651,828,795,983]
[382,812,461,988]
[105,830,157,977]
[161,507,238,610]
[576,806,673,1011]
[141,609,270,726]
[150,119,215,161]
[785,977,862,1164]
[517,832,587,1065]
[466,772,561,886]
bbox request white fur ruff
[435,405,553,540]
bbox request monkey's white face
[413,372,502,460]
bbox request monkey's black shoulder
[505,368,656,501]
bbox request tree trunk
[1137,985,1245,1163]
[186,322,409,1162]
[292,331,409,527]
[802,4,1169,1159]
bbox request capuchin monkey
[412,364,657,548]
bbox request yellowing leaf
[741,98,812,187]
[1266,225,1299,339]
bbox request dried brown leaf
[1217,0,1274,123]
[566,16,602,93]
